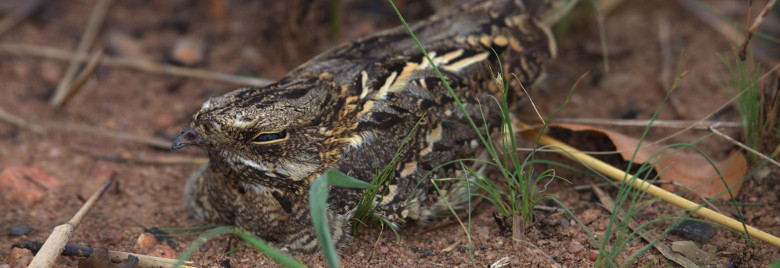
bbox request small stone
[579,209,601,225]
[39,60,63,85]
[589,249,600,261]
[0,166,63,205]
[568,240,584,254]
[147,244,178,259]
[136,232,158,250]
[105,31,149,61]
[8,247,34,267]
[671,240,718,265]
[670,220,716,243]
[12,61,30,78]
[9,225,32,236]
[169,36,207,66]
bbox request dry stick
[709,126,780,168]
[0,0,41,36]
[40,121,172,149]
[656,16,686,119]
[738,0,777,60]
[0,107,171,149]
[28,179,113,268]
[50,0,115,108]
[14,241,194,268]
[56,50,104,107]
[70,148,208,166]
[0,106,45,133]
[515,122,780,248]
[675,0,741,44]
[0,43,274,87]
[591,184,698,268]
[548,118,742,129]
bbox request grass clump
[386,0,576,253]
[350,115,425,238]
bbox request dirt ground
[1,0,778,267]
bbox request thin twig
[0,0,41,37]
[55,50,104,107]
[40,121,172,149]
[546,117,742,129]
[657,15,686,118]
[739,0,777,60]
[0,43,274,87]
[28,178,113,267]
[516,121,780,248]
[71,148,208,166]
[0,107,172,149]
[676,0,741,44]
[0,107,45,133]
[591,184,699,268]
[14,241,194,268]
[50,0,115,108]
[709,125,780,168]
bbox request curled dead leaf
[520,123,747,199]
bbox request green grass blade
[310,169,376,268]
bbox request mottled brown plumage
[172,0,572,253]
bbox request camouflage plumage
[172,0,570,253]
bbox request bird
[171,0,575,254]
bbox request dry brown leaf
[523,123,747,199]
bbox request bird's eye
[251,130,288,144]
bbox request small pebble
[12,61,30,78]
[568,240,584,254]
[579,209,601,225]
[671,240,717,265]
[105,31,149,60]
[136,232,159,250]
[147,244,178,259]
[9,225,32,236]
[169,36,207,66]
[40,60,63,85]
[670,220,716,243]
[8,247,34,267]
[589,249,600,261]
[0,166,63,205]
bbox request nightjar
[172,0,574,253]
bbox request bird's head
[172,75,336,187]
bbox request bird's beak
[171,127,205,150]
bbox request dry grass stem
[28,179,113,267]
[0,107,45,133]
[516,121,780,248]
[50,0,115,108]
[14,241,194,268]
[709,126,780,168]
[591,184,699,268]
[53,50,104,108]
[0,43,274,87]
[739,0,777,60]
[441,236,465,252]
[70,148,207,166]
[0,108,172,149]
[676,0,741,44]
[657,15,686,118]
[0,0,40,37]
[548,118,742,129]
